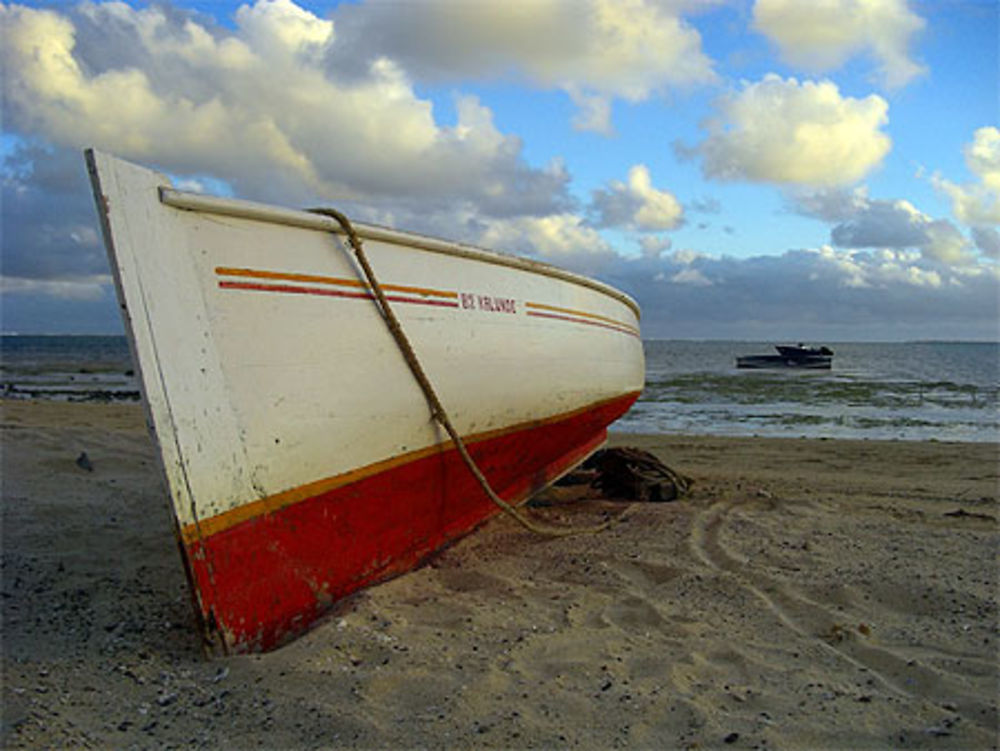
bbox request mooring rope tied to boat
[310,207,618,538]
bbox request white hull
[87,150,644,652]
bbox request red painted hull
[184,392,639,653]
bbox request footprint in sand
[688,498,997,734]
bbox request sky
[1,0,997,340]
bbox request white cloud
[966,126,1000,190]
[932,126,1000,227]
[690,75,891,187]
[670,268,713,286]
[671,249,709,266]
[752,0,926,88]
[566,87,615,136]
[325,0,717,134]
[476,213,619,275]
[590,165,684,231]
[0,274,112,301]
[238,0,333,53]
[638,235,672,259]
[920,220,976,266]
[0,1,569,215]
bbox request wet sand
[2,400,997,749]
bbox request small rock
[75,452,94,472]
[724,732,740,744]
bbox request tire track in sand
[689,497,997,732]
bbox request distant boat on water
[86,150,644,654]
[736,344,834,370]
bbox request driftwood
[581,447,692,503]
[944,508,995,522]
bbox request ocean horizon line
[3,332,998,346]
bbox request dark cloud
[1,142,106,280]
[589,186,641,229]
[586,247,1000,341]
[972,226,1000,258]
[1,284,122,334]
[829,204,927,248]
[793,188,978,265]
[0,140,121,332]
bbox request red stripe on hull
[184,392,639,653]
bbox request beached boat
[86,150,644,654]
[736,344,833,370]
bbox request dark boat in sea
[736,344,834,370]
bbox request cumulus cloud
[966,126,1000,190]
[0,1,570,215]
[752,0,926,88]
[793,187,978,266]
[590,165,684,231]
[829,198,926,248]
[476,213,619,275]
[932,126,1000,227]
[686,75,891,187]
[669,267,713,286]
[324,0,717,134]
[638,235,672,259]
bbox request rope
[310,207,618,538]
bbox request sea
[1,335,137,403]
[2,336,998,443]
[619,340,999,443]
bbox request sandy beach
[2,399,997,749]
